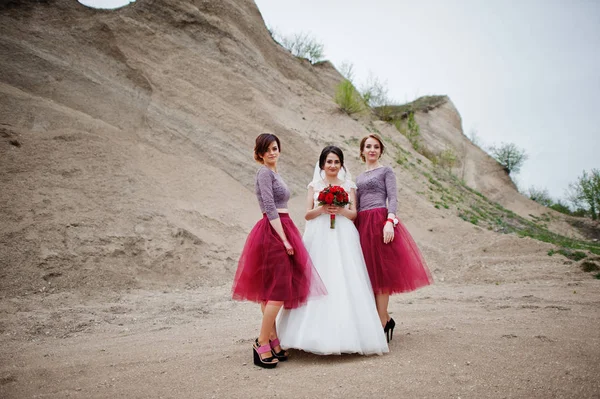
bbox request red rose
[324,193,334,204]
[336,193,344,203]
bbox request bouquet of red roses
[317,184,350,229]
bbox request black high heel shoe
[253,339,278,369]
[269,338,289,361]
[383,318,396,343]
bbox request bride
[277,146,389,355]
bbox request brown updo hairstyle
[254,133,281,164]
[359,133,386,162]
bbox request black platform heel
[269,338,289,361]
[384,318,396,343]
[253,339,278,369]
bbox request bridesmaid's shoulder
[256,165,273,177]
[371,165,395,176]
[356,165,394,179]
[382,165,395,175]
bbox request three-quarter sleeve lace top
[355,166,398,214]
[255,166,290,220]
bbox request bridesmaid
[354,134,433,342]
[232,133,326,368]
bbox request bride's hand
[326,205,340,215]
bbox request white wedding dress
[277,179,389,355]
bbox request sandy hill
[1,1,599,398]
[1,0,347,294]
[0,0,589,295]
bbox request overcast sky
[80,0,599,201]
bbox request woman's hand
[383,221,395,244]
[283,239,294,256]
[325,205,341,215]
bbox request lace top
[308,179,357,208]
[255,166,290,220]
[355,166,398,214]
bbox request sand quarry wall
[0,0,576,296]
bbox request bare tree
[468,128,483,147]
[360,73,389,108]
[488,142,528,174]
[526,186,553,207]
[338,61,355,83]
[278,32,325,64]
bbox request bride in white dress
[277,146,389,355]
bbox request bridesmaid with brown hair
[232,133,326,368]
[354,134,432,342]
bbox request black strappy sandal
[253,339,278,368]
[269,338,289,361]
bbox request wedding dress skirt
[277,213,389,355]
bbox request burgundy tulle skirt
[355,207,433,294]
[232,213,326,309]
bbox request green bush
[396,153,408,165]
[396,112,423,152]
[376,95,448,120]
[334,80,363,115]
[526,186,553,207]
[439,148,458,171]
[549,200,572,215]
[557,248,587,261]
[567,169,600,220]
[489,142,528,175]
[375,105,394,121]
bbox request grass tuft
[335,80,363,115]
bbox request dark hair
[254,133,281,164]
[319,145,346,172]
[359,134,385,162]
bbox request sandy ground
[1,265,599,399]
